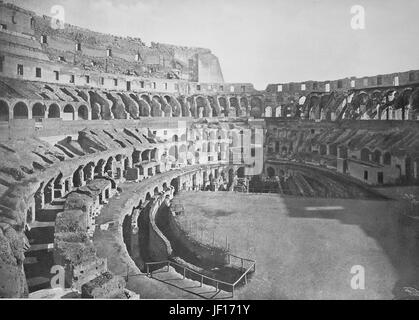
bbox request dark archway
[32,103,45,119]
[78,105,89,120]
[0,100,9,121]
[267,167,275,177]
[63,104,75,121]
[48,103,60,118]
[13,102,28,119]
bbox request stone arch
[267,167,275,177]
[153,186,160,195]
[150,95,163,117]
[91,102,101,120]
[72,165,84,187]
[306,95,320,119]
[63,104,75,121]
[78,105,89,120]
[83,161,95,182]
[207,96,218,117]
[32,102,46,119]
[179,144,187,163]
[48,103,60,118]
[95,159,106,177]
[409,88,419,112]
[265,106,272,117]
[105,156,114,175]
[383,152,391,165]
[169,145,179,161]
[196,96,210,118]
[141,149,151,161]
[170,177,179,194]
[275,106,282,117]
[360,148,371,162]
[229,97,240,116]
[218,97,228,117]
[240,97,249,114]
[13,101,28,119]
[250,96,263,118]
[0,100,9,121]
[151,148,158,161]
[372,149,382,164]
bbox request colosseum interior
[0,1,419,300]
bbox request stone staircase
[24,198,65,292]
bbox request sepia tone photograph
[0,0,418,304]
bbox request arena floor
[173,191,419,299]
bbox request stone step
[27,243,54,252]
[27,276,50,288]
[24,256,38,265]
[149,266,232,300]
[28,221,56,229]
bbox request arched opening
[218,97,228,117]
[63,104,75,121]
[78,105,89,120]
[250,97,262,118]
[338,146,348,159]
[230,97,240,116]
[196,96,209,118]
[142,150,150,162]
[95,159,106,177]
[72,166,84,187]
[240,97,249,114]
[48,103,60,118]
[0,100,9,121]
[319,144,327,156]
[265,106,272,117]
[146,192,152,201]
[267,167,275,177]
[170,178,179,195]
[329,144,337,156]
[172,135,178,142]
[372,150,382,164]
[275,106,282,117]
[383,152,391,165]
[151,148,158,161]
[122,214,132,255]
[105,157,114,176]
[360,148,370,162]
[237,167,245,178]
[132,150,141,164]
[32,103,45,119]
[405,156,413,181]
[228,168,235,183]
[13,102,28,119]
[153,186,159,196]
[169,145,179,161]
[83,162,95,182]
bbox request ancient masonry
[0,1,418,298]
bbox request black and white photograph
[0,0,419,306]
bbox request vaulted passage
[0,100,9,121]
[13,102,28,119]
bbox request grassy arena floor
[173,191,419,299]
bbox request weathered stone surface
[81,271,125,299]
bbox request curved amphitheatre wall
[0,111,257,297]
[1,1,419,299]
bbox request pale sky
[9,0,419,89]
